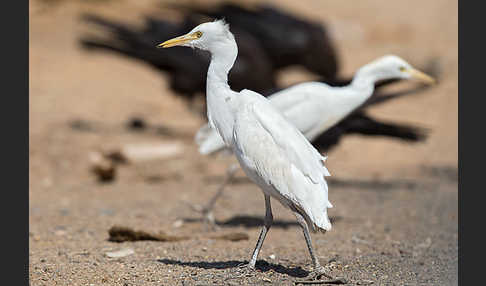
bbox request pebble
[173,220,184,228]
[119,142,184,163]
[268,254,276,260]
[105,248,135,258]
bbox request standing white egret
[193,54,435,225]
[158,20,334,276]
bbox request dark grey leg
[248,194,273,269]
[293,211,332,279]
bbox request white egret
[194,54,435,225]
[159,20,334,276]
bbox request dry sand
[30,0,458,285]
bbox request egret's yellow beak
[404,68,436,84]
[157,34,198,48]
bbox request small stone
[89,151,116,182]
[268,254,276,260]
[105,248,135,258]
[262,277,272,283]
[119,142,184,163]
[172,220,184,228]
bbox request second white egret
[194,55,435,226]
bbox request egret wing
[268,82,330,138]
[195,93,319,155]
[241,89,330,183]
[194,123,228,155]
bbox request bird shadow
[205,175,421,191]
[156,259,309,278]
[183,215,342,229]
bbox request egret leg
[203,164,239,225]
[186,164,239,230]
[248,194,273,269]
[201,164,239,227]
[293,211,333,279]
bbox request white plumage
[158,20,335,274]
[232,89,332,231]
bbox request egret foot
[234,262,257,277]
[308,265,333,280]
[185,201,220,231]
[295,265,348,285]
[202,210,219,231]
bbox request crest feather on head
[213,18,230,35]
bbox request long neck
[351,60,399,89]
[207,42,237,86]
[331,66,375,108]
[346,61,395,104]
[206,38,238,145]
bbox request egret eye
[399,66,406,72]
[194,31,203,38]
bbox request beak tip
[410,68,436,85]
[426,76,437,85]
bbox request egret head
[157,20,235,52]
[362,55,436,84]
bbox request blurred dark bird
[170,2,340,80]
[80,14,275,104]
[78,5,440,150]
[313,110,427,151]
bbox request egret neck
[348,59,401,105]
[205,35,239,146]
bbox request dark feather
[313,112,428,151]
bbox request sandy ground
[29,0,458,285]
